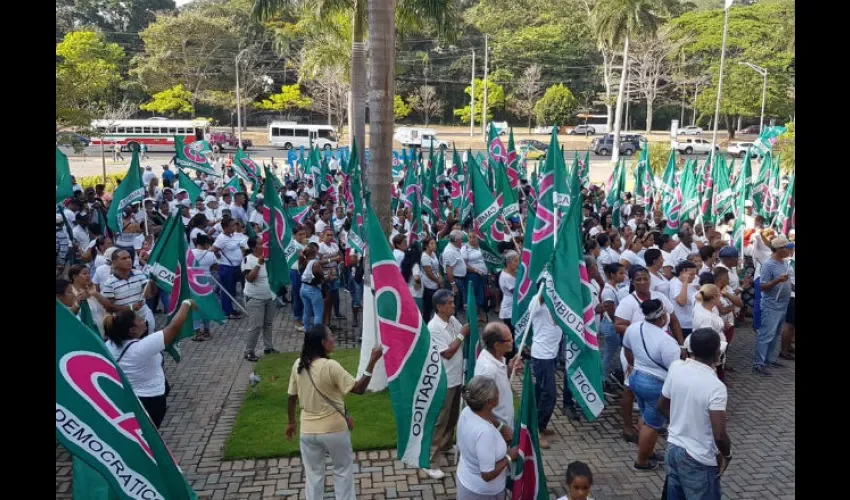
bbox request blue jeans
[629,370,666,430]
[451,276,467,312]
[600,319,619,379]
[467,272,486,308]
[752,277,762,330]
[665,443,721,500]
[532,357,557,431]
[218,265,240,316]
[193,319,211,332]
[346,270,364,309]
[300,284,324,329]
[290,269,303,321]
[753,306,786,368]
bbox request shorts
[628,370,667,431]
[786,297,795,326]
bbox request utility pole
[328,87,332,127]
[710,0,734,163]
[482,35,489,139]
[470,49,475,137]
[624,63,631,133]
[235,48,250,149]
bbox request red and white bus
[90,118,210,152]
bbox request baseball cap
[180,199,192,208]
[770,234,794,250]
[205,195,218,204]
[718,246,739,258]
[744,200,753,207]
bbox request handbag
[304,365,354,431]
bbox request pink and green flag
[506,128,520,190]
[450,146,464,212]
[366,204,447,468]
[633,147,653,207]
[659,150,682,235]
[731,153,753,254]
[262,166,292,290]
[174,136,216,176]
[176,169,202,203]
[233,147,262,185]
[106,150,146,235]
[679,159,699,223]
[57,147,74,204]
[752,153,772,217]
[772,173,794,235]
[56,301,198,500]
[347,139,367,256]
[541,160,604,420]
[288,205,311,225]
[710,154,734,222]
[223,176,242,195]
[606,157,626,228]
[510,361,549,500]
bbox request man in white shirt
[425,289,470,479]
[596,233,618,278]
[475,322,520,432]
[230,193,250,223]
[743,200,756,229]
[530,296,563,449]
[100,249,157,335]
[658,329,731,499]
[441,231,468,313]
[670,229,698,265]
[142,165,156,186]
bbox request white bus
[572,114,611,135]
[90,118,209,152]
[268,122,338,150]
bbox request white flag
[356,286,388,392]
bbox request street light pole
[739,61,768,134]
[235,48,250,149]
[709,0,733,164]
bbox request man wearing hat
[92,246,119,288]
[143,165,156,186]
[752,235,794,376]
[162,187,176,212]
[743,200,756,229]
[249,195,265,228]
[179,199,193,227]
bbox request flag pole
[207,273,250,316]
[508,285,544,383]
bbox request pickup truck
[208,131,252,153]
[672,138,719,155]
[393,127,450,150]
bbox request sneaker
[768,361,785,368]
[264,348,280,355]
[295,325,305,333]
[634,460,659,471]
[564,406,580,422]
[244,352,259,362]
[752,365,772,377]
[334,313,347,320]
[229,313,244,320]
[603,382,618,397]
[422,468,445,479]
[538,433,550,449]
[633,402,640,411]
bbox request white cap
[175,188,187,195]
[663,257,676,268]
[205,195,218,204]
[744,200,753,207]
[180,199,192,208]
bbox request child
[557,461,594,500]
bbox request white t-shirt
[715,262,740,292]
[650,269,670,296]
[622,321,681,381]
[315,219,328,235]
[662,359,728,466]
[442,245,467,278]
[408,263,423,299]
[598,247,619,275]
[462,245,488,275]
[393,248,405,267]
[242,254,274,300]
[499,272,515,320]
[428,315,464,387]
[671,242,698,265]
[692,304,726,340]
[668,278,697,329]
[92,263,112,287]
[531,302,561,360]
[474,349,514,428]
[190,248,217,274]
[189,227,205,248]
[614,291,676,332]
[456,406,508,496]
[620,249,646,268]
[213,233,247,267]
[105,331,166,398]
[420,252,441,290]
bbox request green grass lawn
[223,349,398,460]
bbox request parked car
[679,125,704,135]
[621,134,646,150]
[486,121,509,135]
[516,139,548,160]
[592,136,637,156]
[208,131,252,153]
[727,142,761,158]
[56,132,91,147]
[739,125,760,135]
[672,138,719,155]
[568,124,597,135]
[394,127,450,150]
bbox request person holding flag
[103,298,196,428]
[242,237,279,362]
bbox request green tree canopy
[140,84,194,116]
[452,78,505,125]
[253,84,313,118]
[394,94,412,120]
[533,84,577,126]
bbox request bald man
[475,322,522,442]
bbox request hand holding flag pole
[508,285,544,383]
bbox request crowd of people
[57,152,794,500]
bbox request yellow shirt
[288,358,356,434]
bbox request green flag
[262,166,292,291]
[233,147,262,185]
[347,139,367,256]
[659,150,682,235]
[450,146,464,212]
[56,300,198,500]
[633,147,653,207]
[173,136,216,175]
[177,169,202,204]
[679,159,699,223]
[773,173,794,235]
[223,176,241,195]
[606,158,626,228]
[731,153,753,254]
[463,284,481,385]
[57,147,74,204]
[366,203,447,468]
[510,361,550,499]
[106,151,146,235]
[752,153,772,217]
[711,154,734,222]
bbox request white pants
[300,430,355,500]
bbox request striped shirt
[101,270,149,307]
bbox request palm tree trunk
[611,34,629,164]
[349,0,367,167]
[368,0,395,236]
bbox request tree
[140,84,194,116]
[91,99,138,182]
[775,121,794,173]
[407,85,444,126]
[394,94,412,120]
[253,84,313,118]
[453,79,506,126]
[508,64,543,132]
[307,66,351,136]
[132,10,239,116]
[591,0,677,163]
[533,84,578,126]
[628,31,682,132]
[56,0,176,40]
[56,31,125,129]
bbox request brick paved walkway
[57,294,795,499]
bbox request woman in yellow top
[287,324,383,500]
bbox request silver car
[679,125,704,135]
